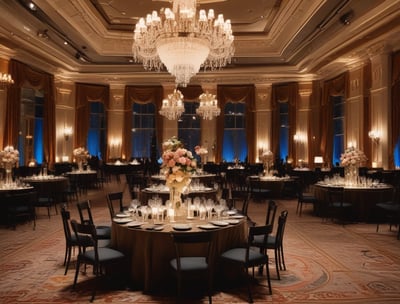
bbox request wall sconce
[314,156,324,167]
[64,126,73,141]
[368,130,380,144]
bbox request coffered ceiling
[0,0,399,85]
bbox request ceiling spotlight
[37,29,48,39]
[340,11,354,25]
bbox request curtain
[320,72,348,166]
[271,83,298,162]
[124,85,163,159]
[391,50,400,168]
[75,83,109,158]
[4,60,56,166]
[216,85,255,163]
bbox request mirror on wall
[18,87,44,166]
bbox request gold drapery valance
[124,85,163,160]
[216,85,255,163]
[4,59,56,166]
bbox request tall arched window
[279,101,289,161]
[178,101,201,156]
[87,102,106,159]
[222,102,247,162]
[18,88,44,165]
[131,102,156,158]
[332,96,345,166]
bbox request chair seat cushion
[376,202,400,212]
[331,202,352,208]
[96,226,111,238]
[170,257,208,272]
[82,247,124,262]
[221,247,267,267]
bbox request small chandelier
[159,89,185,120]
[132,0,234,87]
[196,91,220,120]
[0,72,14,89]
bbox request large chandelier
[0,72,14,89]
[132,0,234,87]
[196,91,220,120]
[159,89,185,120]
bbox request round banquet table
[111,217,247,292]
[312,183,394,222]
[0,185,35,224]
[22,176,68,203]
[249,175,295,198]
[65,170,97,192]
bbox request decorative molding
[56,88,72,95]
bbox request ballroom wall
[0,46,399,169]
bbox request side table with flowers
[73,147,89,171]
[261,150,274,176]
[161,137,197,217]
[194,145,208,172]
[340,147,367,186]
[0,146,20,186]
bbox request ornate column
[200,83,218,162]
[54,77,75,162]
[108,84,125,160]
[297,83,312,167]
[255,84,272,162]
[368,42,391,169]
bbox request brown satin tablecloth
[111,217,247,292]
[312,183,393,222]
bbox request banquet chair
[60,206,92,275]
[376,186,400,239]
[5,191,37,230]
[296,181,318,216]
[76,200,111,241]
[265,200,278,227]
[228,190,254,226]
[249,179,271,203]
[170,231,213,303]
[326,187,352,225]
[70,220,126,302]
[106,192,125,219]
[220,225,273,303]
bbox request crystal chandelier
[196,91,220,120]
[132,0,234,87]
[159,89,185,120]
[0,72,14,89]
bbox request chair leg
[265,261,272,295]
[274,249,280,280]
[280,245,286,271]
[65,246,72,275]
[246,270,254,303]
[73,260,80,288]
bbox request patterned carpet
[1,180,400,303]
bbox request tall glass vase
[4,163,13,185]
[345,164,359,186]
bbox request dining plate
[113,218,132,224]
[116,213,131,218]
[172,224,192,231]
[230,215,245,219]
[126,221,145,228]
[226,210,237,215]
[198,224,218,230]
[209,220,229,227]
[225,219,240,225]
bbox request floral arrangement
[260,150,273,163]
[0,146,19,166]
[340,146,367,167]
[73,147,89,161]
[194,145,208,156]
[161,137,197,189]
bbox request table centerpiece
[161,137,197,216]
[73,147,89,171]
[0,146,19,185]
[340,146,367,186]
[194,145,208,172]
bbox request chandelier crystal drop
[0,72,14,89]
[132,0,234,87]
[196,91,220,120]
[159,89,185,120]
